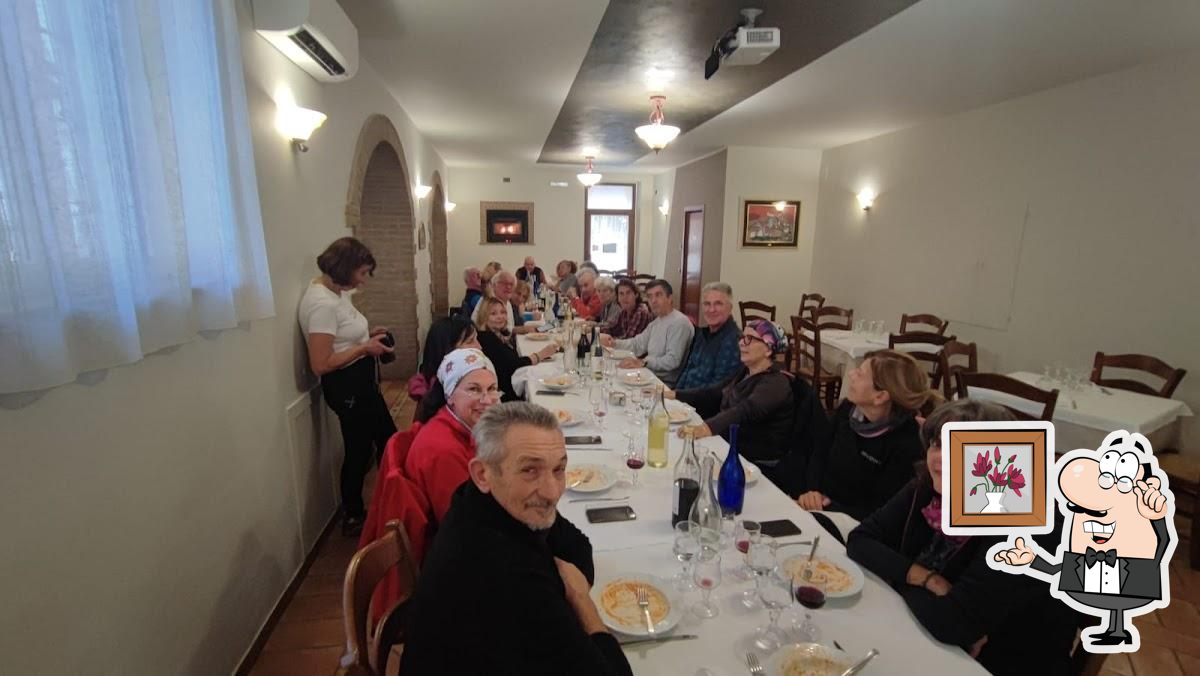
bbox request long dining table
[515,331,985,675]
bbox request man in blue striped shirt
[674,282,742,390]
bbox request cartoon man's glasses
[1098,472,1134,493]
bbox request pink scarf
[920,495,971,547]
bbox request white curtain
[0,0,274,394]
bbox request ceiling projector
[704,8,780,80]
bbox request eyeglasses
[739,334,768,347]
[1098,472,1134,493]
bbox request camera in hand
[379,331,396,364]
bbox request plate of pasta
[592,574,681,636]
[781,551,865,599]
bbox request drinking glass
[853,319,866,335]
[731,520,762,582]
[590,385,608,430]
[639,386,655,418]
[672,521,700,591]
[604,356,617,385]
[790,567,827,643]
[871,320,885,339]
[742,535,777,609]
[627,386,644,422]
[691,547,722,619]
[755,569,792,651]
[623,438,645,487]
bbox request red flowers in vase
[969,447,1025,497]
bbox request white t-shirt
[299,282,369,357]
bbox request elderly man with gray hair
[568,268,604,320]
[400,402,633,676]
[673,281,742,390]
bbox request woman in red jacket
[404,348,501,522]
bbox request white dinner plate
[710,457,760,486]
[525,332,553,342]
[606,348,634,360]
[538,374,576,391]
[620,371,653,387]
[566,464,616,493]
[665,400,694,425]
[554,409,584,427]
[771,642,853,676]
[592,573,682,637]
[780,550,865,599]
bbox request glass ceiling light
[577,156,602,187]
[634,95,681,153]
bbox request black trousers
[321,356,397,518]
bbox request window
[584,183,636,272]
[0,0,274,394]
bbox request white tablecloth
[967,371,1194,453]
[799,330,940,403]
[514,352,985,675]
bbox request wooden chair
[888,332,956,392]
[790,315,841,412]
[955,372,1059,421]
[631,273,656,294]
[798,292,825,319]
[899,313,949,335]
[341,520,419,676]
[938,340,978,399]
[1090,352,1187,398]
[739,300,776,326]
[812,305,853,331]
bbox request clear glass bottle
[672,429,701,526]
[688,452,723,548]
[647,384,670,468]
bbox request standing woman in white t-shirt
[299,237,397,536]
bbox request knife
[619,634,699,648]
[568,496,629,503]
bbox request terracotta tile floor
[247,384,1199,674]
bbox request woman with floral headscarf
[667,319,796,468]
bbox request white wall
[445,166,657,303]
[0,2,444,673]
[720,146,822,321]
[813,50,1200,451]
[650,170,675,278]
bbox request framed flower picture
[941,422,1056,535]
[741,199,799,248]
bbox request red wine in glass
[736,539,751,554]
[626,457,646,470]
[795,585,826,609]
[697,577,715,589]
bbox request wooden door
[682,208,704,320]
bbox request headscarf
[438,348,496,397]
[746,318,789,355]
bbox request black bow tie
[1084,547,1117,567]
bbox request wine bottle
[672,429,701,526]
[591,326,604,381]
[647,384,670,468]
[717,424,747,516]
[577,324,591,372]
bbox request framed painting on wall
[941,423,1055,535]
[480,201,534,245]
[742,199,799,248]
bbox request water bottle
[689,452,723,549]
[717,424,747,516]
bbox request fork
[745,652,764,675]
[636,586,655,636]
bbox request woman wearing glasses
[667,320,796,469]
[405,348,502,522]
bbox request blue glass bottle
[717,424,746,516]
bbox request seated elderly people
[600,278,652,339]
[673,282,742,390]
[670,319,795,467]
[400,402,633,676]
[593,276,620,326]
[459,267,484,316]
[847,399,1078,675]
[569,268,604,320]
[599,279,693,387]
[475,297,558,402]
[798,350,941,520]
[516,255,546,293]
[553,259,579,295]
[405,348,501,521]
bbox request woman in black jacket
[475,297,558,401]
[798,349,939,520]
[670,320,795,466]
[846,399,1078,675]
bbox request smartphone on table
[586,505,637,524]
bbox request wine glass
[691,546,722,619]
[639,386,655,418]
[742,535,777,609]
[623,438,645,487]
[731,520,762,583]
[627,386,643,422]
[853,319,865,335]
[589,385,608,430]
[755,568,792,651]
[790,568,827,644]
[672,521,700,592]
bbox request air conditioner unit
[253,0,358,83]
[723,26,780,66]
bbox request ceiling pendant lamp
[577,156,603,187]
[634,95,681,153]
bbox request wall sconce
[659,199,669,216]
[413,184,432,200]
[275,104,326,152]
[444,201,456,213]
[857,188,876,211]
